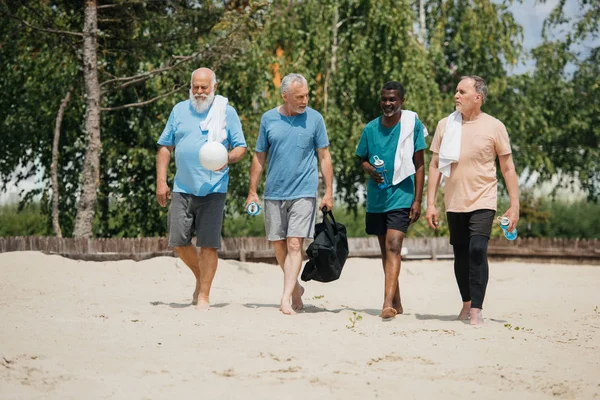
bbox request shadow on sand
[150,301,229,309]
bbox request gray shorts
[264,198,317,241]
[167,192,226,248]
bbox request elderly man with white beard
[156,67,247,310]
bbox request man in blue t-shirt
[355,81,426,320]
[156,67,247,310]
[246,73,334,315]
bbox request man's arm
[156,145,173,207]
[227,146,247,164]
[317,146,334,211]
[425,152,442,229]
[499,153,520,232]
[411,150,425,223]
[245,151,267,207]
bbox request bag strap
[320,207,338,239]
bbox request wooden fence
[0,236,598,264]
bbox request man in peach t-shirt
[426,76,520,325]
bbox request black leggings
[452,235,489,309]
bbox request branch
[97,4,121,9]
[1,11,84,37]
[100,53,198,89]
[101,85,187,111]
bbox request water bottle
[372,156,390,189]
[499,216,518,240]
[246,202,262,216]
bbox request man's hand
[156,182,171,207]
[410,200,421,224]
[368,168,385,184]
[502,206,520,232]
[425,205,438,229]
[319,193,334,212]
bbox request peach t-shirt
[430,112,511,212]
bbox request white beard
[189,89,215,114]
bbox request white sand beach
[1,251,599,399]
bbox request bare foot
[380,307,397,319]
[457,301,471,320]
[196,297,210,311]
[292,284,304,311]
[280,299,297,315]
[469,308,484,325]
[392,300,403,315]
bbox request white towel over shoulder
[199,95,228,143]
[438,111,462,178]
[392,110,428,185]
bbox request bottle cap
[498,216,510,226]
[372,155,384,167]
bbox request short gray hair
[461,75,487,103]
[190,68,217,87]
[281,73,307,95]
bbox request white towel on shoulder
[438,111,462,178]
[392,110,428,185]
[199,95,228,143]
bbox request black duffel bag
[301,207,349,283]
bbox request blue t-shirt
[157,100,246,196]
[255,107,330,200]
[356,116,427,213]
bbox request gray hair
[280,73,307,95]
[461,75,487,103]
[190,68,217,87]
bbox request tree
[493,0,599,200]
[0,0,266,236]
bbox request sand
[1,251,599,400]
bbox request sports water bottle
[246,202,262,216]
[372,156,390,189]
[499,216,518,240]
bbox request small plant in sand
[311,295,324,300]
[346,312,363,329]
[504,323,532,332]
[594,305,598,314]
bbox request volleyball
[198,141,228,171]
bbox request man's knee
[199,247,218,255]
[286,237,303,253]
[469,236,489,262]
[174,245,195,256]
[385,231,404,255]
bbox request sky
[0,0,594,205]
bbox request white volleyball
[198,141,228,171]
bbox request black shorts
[365,208,411,236]
[446,209,495,245]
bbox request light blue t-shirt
[157,100,246,196]
[356,116,427,213]
[255,107,329,200]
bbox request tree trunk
[419,0,426,45]
[74,0,101,238]
[51,86,73,238]
[323,2,339,113]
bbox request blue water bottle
[499,216,518,240]
[372,156,390,189]
[246,202,262,216]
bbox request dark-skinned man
[356,81,427,319]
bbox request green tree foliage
[1,0,266,237]
[1,0,598,238]
[495,0,599,199]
